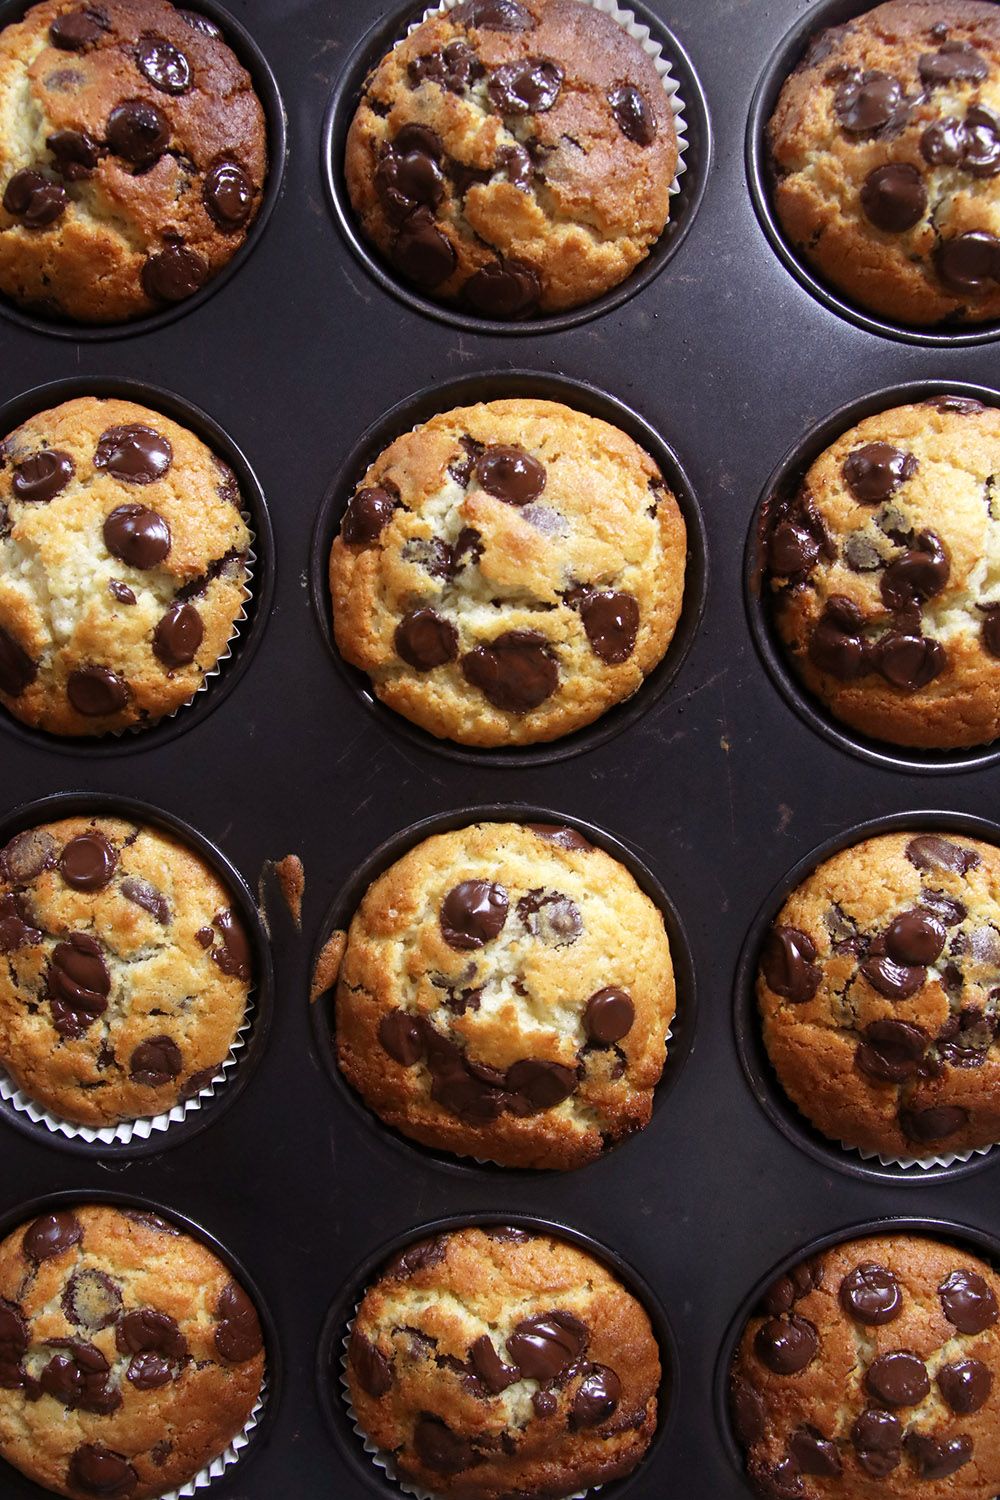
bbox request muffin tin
[3,0,1000,1495]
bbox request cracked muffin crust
[344,0,678,318]
[767,0,1000,327]
[0,1202,264,1499]
[761,396,1000,751]
[346,1225,660,1500]
[329,397,687,748]
[757,830,1000,1162]
[0,814,252,1128]
[0,0,267,324]
[331,821,675,1171]
[730,1233,1000,1499]
[0,396,251,737]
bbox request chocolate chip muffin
[0,814,252,1128]
[0,1202,264,1499]
[331,820,675,1170]
[757,829,1000,1162]
[346,1225,660,1499]
[0,0,267,323]
[767,0,1000,327]
[329,398,686,747]
[730,1232,1000,1498]
[0,396,251,737]
[761,396,1000,750]
[344,0,678,317]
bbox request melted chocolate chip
[475,445,545,504]
[152,602,203,667]
[906,1431,973,1479]
[488,59,563,115]
[923,107,1000,175]
[982,605,1000,657]
[852,1409,902,1477]
[881,530,949,611]
[23,1210,81,1262]
[585,987,635,1044]
[527,823,592,851]
[67,1445,137,1498]
[840,1264,902,1325]
[469,1334,519,1393]
[95,425,172,485]
[60,831,117,891]
[120,876,169,923]
[106,100,170,168]
[886,908,945,965]
[441,881,508,949]
[0,1298,28,1388]
[761,925,820,1002]
[940,1268,999,1333]
[866,1349,929,1407]
[860,952,926,999]
[608,83,656,145]
[47,933,110,1036]
[215,1281,262,1362]
[843,443,917,503]
[129,1035,182,1086]
[461,630,558,712]
[730,1375,766,1445]
[533,1389,557,1416]
[497,143,532,188]
[385,1237,447,1280]
[116,1308,187,1361]
[142,244,208,302]
[876,631,947,691]
[928,394,985,415]
[578,590,640,665]
[0,626,37,698]
[126,1352,171,1389]
[395,609,459,671]
[754,1315,818,1375]
[410,39,484,93]
[377,128,445,226]
[103,504,171,569]
[504,1058,576,1108]
[393,207,456,289]
[465,257,541,317]
[210,908,251,981]
[379,1011,424,1066]
[1,828,55,882]
[936,231,1000,295]
[861,163,926,232]
[856,1020,926,1083]
[62,1270,121,1331]
[50,7,108,50]
[809,595,869,680]
[835,70,907,134]
[178,9,221,37]
[0,894,41,954]
[204,160,253,230]
[765,486,833,579]
[342,485,397,544]
[789,1426,841,1477]
[507,1310,588,1379]
[413,1415,475,1475]
[919,39,988,85]
[136,34,191,94]
[13,449,74,503]
[901,1104,969,1142]
[2,169,66,226]
[350,1329,393,1396]
[455,0,533,28]
[907,835,979,875]
[48,127,100,180]
[67,666,129,717]
[41,1336,121,1413]
[572,1365,621,1426]
[939,1357,991,1414]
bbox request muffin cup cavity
[0,0,287,342]
[310,371,707,768]
[0,792,273,1159]
[309,804,696,1177]
[745,378,1000,774]
[0,377,274,758]
[747,0,1000,346]
[318,1213,676,1500]
[734,809,1000,1184]
[322,0,710,335]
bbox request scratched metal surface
[1,0,999,1495]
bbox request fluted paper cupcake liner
[158,1372,267,1499]
[408,0,689,198]
[341,1313,594,1500]
[849,1135,996,1173]
[0,993,255,1146]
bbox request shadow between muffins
[746,0,1000,348]
[744,378,1000,776]
[712,1214,1000,1492]
[0,791,274,1160]
[320,0,711,337]
[0,0,288,342]
[0,1186,280,1500]
[308,803,697,1180]
[733,809,1000,1187]
[316,1210,677,1500]
[0,376,275,758]
[308,370,708,769]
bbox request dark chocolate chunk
[572,1365,621,1426]
[47,933,110,1035]
[936,231,1000,296]
[982,605,1000,657]
[860,953,926,999]
[939,1268,998,1333]
[504,1058,576,1109]
[876,631,946,691]
[441,880,508,949]
[47,127,100,180]
[142,245,208,302]
[178,10,221,37]
[789,1426,841,1476]
[926,394,985,415]
[103,504,171,568]
[497,143,533,188]
[764,485,833,579]
[215,1281,263,1362]
[938,1358,991,1414]
[136,33,192,94]
[753,1315,818,1375]
[906,835,979,875]
[2,169,66,226]
[50,7,109,50]
[469,1334,519,1393]
[840,1264,902,1326]
[60,831,117,891]
[210,908,251,981]
[454,0,533,28]
[120,876,169,923]
[67,666,128,717]
[350,1329,393,1396]
[203,160,253,230]
[377,128,445,226]
[730,1374,766,1445]
[843,443,917,503]
[0,893,41,954]
[852,1409,902,1477]
[393,207,456,288]
[95,425,172,485]
[461,629,558,712]
[885,908,945,965]
[23,1210,82,1262]
[62,1270,121,1331]
[580,590,639,665]
[41,1339,120,1413]
[410,39,483,93]
[0,626,38,697]
[67,1445,137,1498]
[385,1237,447,1280]
[116,1308,186,1360]
[1,828,55,882]
[152,602,203,667]
[379,1011,424,1066]
[465,257,541,317]
[906,1431,973,1479]
[0,1298,28,1389]
[395,609,459,671]
[475,445,545,505]
[506,1310,588,1380]
[584,987,635,1044]
[834,70,907,134]
[527,823,592,851]
[13,449,74,503]
[129,1035,182,1086]
[760,925,821,1003]
[413,1415,475,1475]
[860,163,926,232]
[608,84,656,144]
[106,101,170,168]
[855,1020,926,1083]
[919,39,989,85]
[488,59,563,115]
[342,485,397,544]
[865,1349,929,1406]
[881,530,949,611]
[961,105,1000,176]
[808,595,869,680]
[900,1104,969,1142]
[126,1351,171,1389]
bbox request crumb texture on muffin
[731,1233,1000,1499]
[329,397,687,748]
[768,0,1000,326]
[0,395,251,737]
[758,829,1000,1160]
[347,1225,660,1500]
[334,821,675,1170]
[344,0,678,316]
[762,396,1000,750]
[0,1203,265,1500]
[0,814,252,1127]
[0,0,268,323]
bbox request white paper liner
[156,1369,267,1499]
[0,990,256,1146]
[404,0,690,199]
[341,1311,593,1500]
[850,1135,997,1172]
